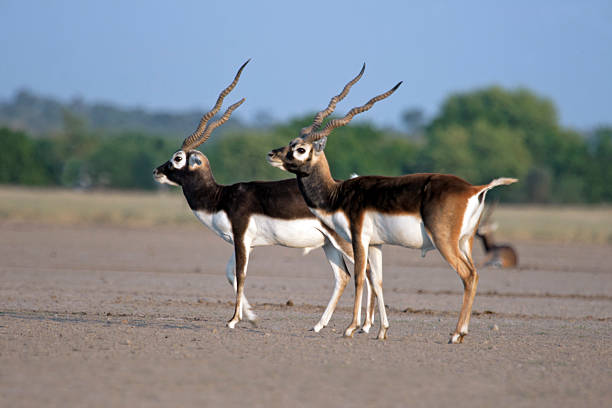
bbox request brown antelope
[267,66,518,343]
[475,204,518,268]
[153,60,379,332]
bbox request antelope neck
[296,153,340,211]
[182,169,223,212]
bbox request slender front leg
[227,234,251,329]
[313,242,351,332]
[365,244,388,339]
[225,253,257,323]
[344,227,369,338]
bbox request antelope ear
[189,154,202,169]
[313,137,327,152]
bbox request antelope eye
[297,148,306,154]
[174,156,183,162]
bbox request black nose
[267,152,274,157]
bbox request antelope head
[267,64,401,176]
[154,60,249,187]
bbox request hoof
[449,332,466,344]
[227,320,239,329]
[377,328,388,340]
[360,325,372,334]
[311,324,324,333]
[343,328,356,338]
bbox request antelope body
[268,65,518,343]
[153,60,377,332]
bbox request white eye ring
[171,151,187,169]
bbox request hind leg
[365,244,388,340]
[363,245,389,339]
[450,260,478,343]
[435,237,479,344]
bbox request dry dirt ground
[1,221,610,407]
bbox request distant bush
[1,86,611,203]
[0,128,50,185]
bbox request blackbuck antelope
[475,204,518,268]
[153,60,378,332]
[267,66,518,343]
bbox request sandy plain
[1,221,610,407]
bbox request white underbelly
[248,215,326,247]
[310,208,435,255]
[364,212,433,250]
[193,210,325,249]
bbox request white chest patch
[457,194,486,261]
[193,210,234,243]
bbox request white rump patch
[458,194,486,261]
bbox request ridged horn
[186,98,245,149]
[182,59,250,150]
[300,63,365,137]
[306,81,402,142]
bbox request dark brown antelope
[475,204,518,268]
[267,65,518,343]
[153,60,378,332]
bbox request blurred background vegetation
[1,86,611,203]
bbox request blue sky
[1,0,610,131]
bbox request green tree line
[1,86,611,203]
